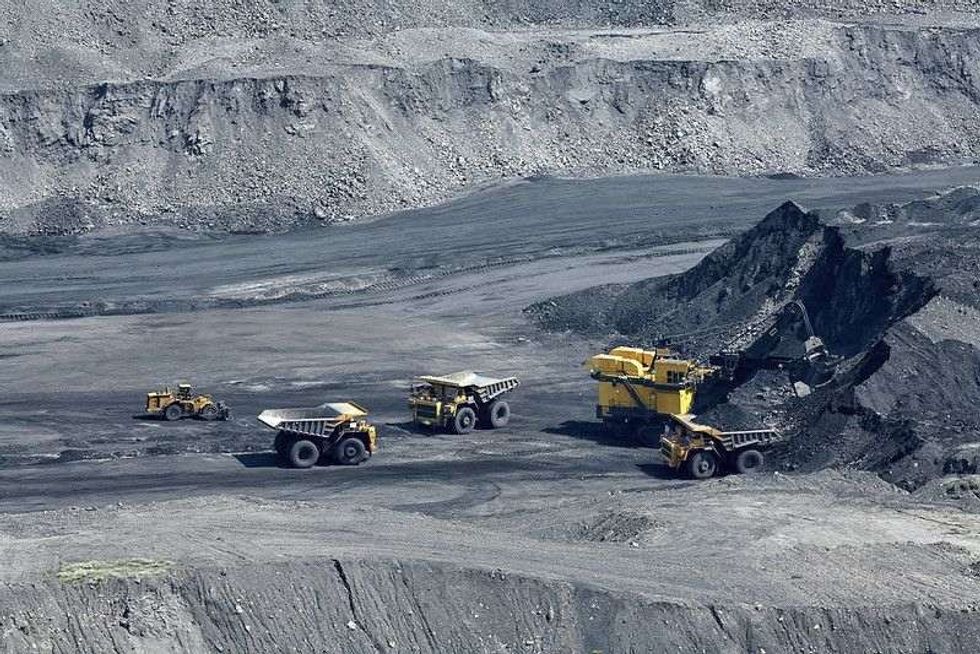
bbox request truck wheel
[686,451,718,480]
[200,404,220,421]
[334,437,367,465]
[633,424,663,448]
[735,449,764,474]
[164,403,183,421]
[288,439,320,469]
[487,400,510,428]
[452,407,477,434]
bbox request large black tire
[333,436,368,466]
[451,406,477,434]
[163,403,183,421]
[199,403,220,421]
[486,400,511,429]
[274,432,290,457]
[288,439,320,469]
[633,423,664,448]
[734,448,765,474]
[686,450,718,480]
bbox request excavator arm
[709,300,841,398]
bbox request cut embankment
[4,558,980,653]
[2,21,980,235]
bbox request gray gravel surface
[3,171,980,650]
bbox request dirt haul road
[2,169,980,652]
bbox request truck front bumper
[411,400,443,427]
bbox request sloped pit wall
[3,23,980,235]
[2,559,980,653]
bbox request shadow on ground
[543,420,652,449]
[635,462,687,480]
[384,421,437,437]
[234,452,288,469]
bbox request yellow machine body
[408,372,520,433]
[588,346,716,420]
[589,347,782,478]
[145,383,228,420]
[659,414,724,469]
[408,384,466,428]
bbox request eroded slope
[2,12,980,234]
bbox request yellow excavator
[587,346,781,479]
[587,300,842,478]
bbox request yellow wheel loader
[408,372,520,434]
[145,383,230,421]
[258,401,378,468]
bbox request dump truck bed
[670,413,781,450]
[416,372,520,402]
[257,402,368,438]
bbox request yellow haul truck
[409,372,520,434]
[588,347,780,479]
[258,401,377,468]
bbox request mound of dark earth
[528,187,980,489]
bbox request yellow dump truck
[660,413,780,479]
[258,401,377,468]
[145,383,230,421]
[588,346,780,478]
[409,372,520,434]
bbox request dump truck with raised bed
[258,401,377,468]
[587,346,782,477]
[409,372,520,434]
[145,383,229,421]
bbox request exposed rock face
[1,13,980,234]
[4,558,980,653]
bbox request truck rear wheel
[164,403,183,421]
[486,400,510,428]
[734,448,764,474]
[288,439,320,469]
[452,407,477,434]
[333,437,367,465]
[686,451,718,480]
